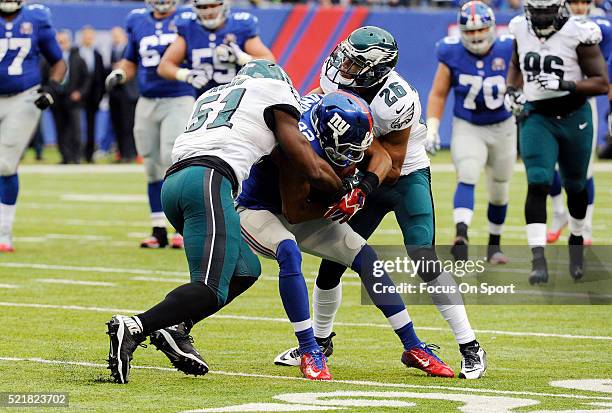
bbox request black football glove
[34,81,60,110]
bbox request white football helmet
[0,0,24,13]
[146,0,178,14]
[193,0,229,30]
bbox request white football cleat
[459,342,487,379]
[274,347,300,366]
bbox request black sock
[569,234,584,246]
[488,234,501,246]
[459,340,479,352]
[136,282,219,335]
[456,223,468,239]
[153,227,168,242]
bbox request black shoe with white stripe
[459,342,487,379]
[149,323,209,376]
[106,315,145,384]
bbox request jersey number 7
[0,38,32,76]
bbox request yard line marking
[61,194,147,203]
[0,301,609,341]
[130,276,363,287]
[0,262,187,277]
[36,279,116,287]
[0,356,610,401]
[0,284,18,289]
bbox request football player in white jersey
[275,26,487,379]
[506,0,608,283]
[104,60,342,384]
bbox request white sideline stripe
[61,194,147,203]
[17,162,612,174]
[0,262,187,277]
[36,278,116,287]
[0,301,610,341]
[0,356,611,401]
[0,284,18,289]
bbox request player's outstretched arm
[425,63,451,155]
[380,128,410,185]
[273,109,342,194]
[575,44,609,96]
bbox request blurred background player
[506,0,608,283]
[0,0,66,252]
[105,0,196,249]
[546,0,612,245]
[157,0,274,94]
[426,1,515,264]
[105,60,342,384]
[280,26,487,379]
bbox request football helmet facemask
[193,0,229,29]
[311,90,374,168]
[0,0,24,13]
[524,0,569,38]
[324,26,398,89]
[458,1,496,56]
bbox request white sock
[453,208,473,226]
[551,194,565,215]
[583,204,594,240]
[568,216,584,237]
[427,272,476,344]
[312,284,342,338]
[386,309,412,330]
[526,223,547,247]
[291,319,312,333]
[488,221,503,236]
[151,212,166,228]
[0,203,16,233]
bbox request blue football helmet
[458,1,496,55]
[311,91,374,168]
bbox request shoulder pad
[126,8,148,24]
[374,73,421,131]
[24,4,52,22]
[571,16,602,45]
[299,94,323,113]
[508,15,527,35]
[436,36,461,65]
[232,11,257,22]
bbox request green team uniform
[509,15,602,191]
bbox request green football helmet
[236,59,294,87]
[324,26,399,89]
[524,0,569,38]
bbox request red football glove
[324,187,366,224]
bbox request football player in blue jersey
[157,0,273,94]
[546,0,612,245]
[238,91,454,380]
[426,1,516,264]
[105,0,196,250]
[0,0,66,252]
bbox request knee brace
[277,239,302,277]
[525,184,549,224]
[567,188,588,220]
[488,179,510,206]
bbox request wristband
[357,171,380,196]
[559,80,577,93]
[426,117,440,134]
[176,68,190,82]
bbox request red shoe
[402,343,455,378]
[171,233,184,249]
[140,235,167,249]
[300,350,332,381]
[0,243,15,253]
[584,239,592,246]
[546,229,562,244]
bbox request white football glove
[425,118,441,155]
[105,69,126,92]
[176,69,211,89]
[535,72,561,91]
[215,42,252,66]
[504,87,526,115]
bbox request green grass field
[1,149,611,412]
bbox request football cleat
[459,342,487,379]
[568,243,584,281]
[528,247,548,285]
[274,332,336,367]
[170,233,184,249]
[150,323,209,376]
[0,229,14,253]
[547,211,568,244]
[451,236,469,262]
[401,343,455,378]
[141,227,168,249]
[106,315,146,384]
[300,350,332,381]
[487,245,508,265]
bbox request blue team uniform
[591,17,612,80]
[237,94,325,213]
[123,6,194,98]
[176,11,259,92]
[0,4,62,95]
[436,35,513,125]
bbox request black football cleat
[459,341,487,379]
[528,247,548,285]
[316,332,336,358]
[568,237,584,281]
[106,315,146,384]
[149,323,209,376]
[451,236,469,262]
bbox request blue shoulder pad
[436,36,462,67]
[125,8,148,28]
[23,4,52,23]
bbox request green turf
[0,151,611,412]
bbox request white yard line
[0,284,19,289]
[0,262,186,277]
[0,301,609,341]
[36,279,115,287]
[0,356,610,401]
